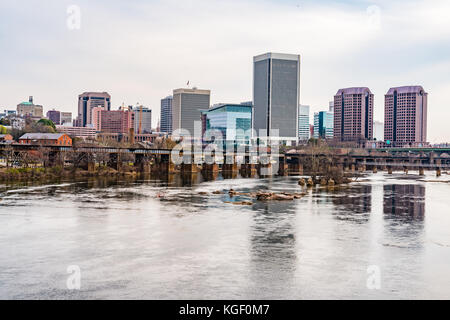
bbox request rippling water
[1,172,450,299]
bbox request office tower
[384,86,428,147]
[172,88,210,135]
[92,108,134,133]
[373,121,384,141]
[160,96,173,134]
[201,104,252,148]
[333,87,374,142]
[60,112,72,125]
[313,110,334,139]
[133,106,152,134]
[253,52,300,144]
[46,109,61,125]
[298,105,310,141]
[17,96,43,119]
[77,92,111,127]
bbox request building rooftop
[206,103,253,113]
[173,88,211,95]
[253,52,301,62]
[19,133,66,140]
[386,86,426,95]
[336,87,372,95]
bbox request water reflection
[383,184,425,221]
[1,172,450,299]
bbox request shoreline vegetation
[0,165,142,182]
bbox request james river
[1,172,450,300]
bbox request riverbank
[0,165,143,182]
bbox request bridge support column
[202,163,219,174]
[135,154,150,173]
[258,163,273,176]
[181,163,199,174]
[108,153,122,171]
[222,155,238,173]
[79,152,95,172]
[45,151,63,168]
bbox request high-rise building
[298,105,310,141]
[46,109,61,125]
[201,103,252,149]
[314,111,334,139]
[333,87,374,142]
[133,106,152,134]
[60,112,72,125]
[77,92,111,127]
[384,86,428,147]
[160,96,173,134]
[172,88,210,135]
[373,121,384,142]
[92,108,134,133]
[17,96,43,119]
[253,52,300,144]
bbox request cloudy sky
[1,0,450,142]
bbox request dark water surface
[1,172,450,299]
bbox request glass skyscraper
[314,111,334,139]
[253,53,300,144]
[160,96,173,134]
[202,104,252,149]
[298,105,310,141]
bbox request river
[1,172,449,299]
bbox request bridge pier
[258,163,273,177]
[240,163,257,178]
[78,152,95,172]
[45,150,63,168]
[108,153,122,171]
[135,154,150,173]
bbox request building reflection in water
[329,185,372,223]
[383,184,425,221]
[248,199,297,296]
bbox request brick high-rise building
[333,87,374,142]
[92,108,134,133]
[46,109,61,125]
[384,86,427,147]
[77,92,111,127]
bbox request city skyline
[1,0,450,142]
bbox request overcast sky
[1,0,450,142]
